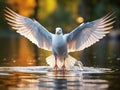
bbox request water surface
[0,66,115,90]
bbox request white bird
[4,7,115,70]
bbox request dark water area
[0,30,120,90]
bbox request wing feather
[4,7,53,51]
[64,13,115,52]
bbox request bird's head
[55,27,63,35]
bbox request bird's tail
[46,55,77,69]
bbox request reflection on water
[0,35,52,66]
[0,67,111,90]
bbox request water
[0,66,114,90]
[0,31,120,90]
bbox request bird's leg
[54,56,58,70]
[62,58,66,70]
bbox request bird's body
[52,34,67,57]
[4,7,115,70]
[51,29,68,69]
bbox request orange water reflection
[0,70,109,90]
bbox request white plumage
[4,7,115,70]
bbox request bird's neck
[56,33,63,36]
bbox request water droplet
[38,57,40,60]
[116,58,120,61]
[3,58,7,61]
[28,62,33,65]
[107,57,111,60]
[93,56,96,59]
[13,60,16,63]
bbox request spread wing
[64,13,115,52]
[4,7,53,51]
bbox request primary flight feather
[4,7,115,70]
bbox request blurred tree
[37,0,57,20]
[38,0,81,33]
[6,0,36,17]
[0,0,7,30]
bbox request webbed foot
[62,65,66,70]
[54,64,58,70]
